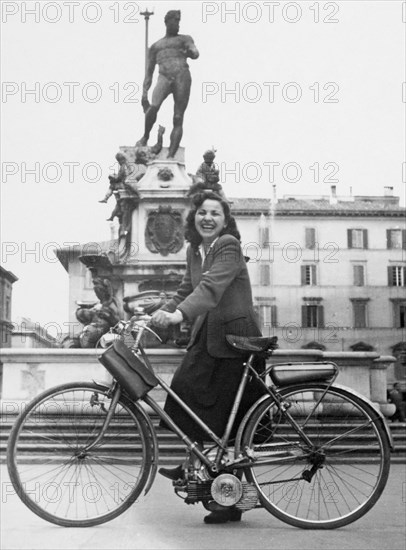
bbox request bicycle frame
[141,352,332,472]
[7,315,393,529]
[142,348,257,471]
[96,317,338,474]
[95,315,392,481]
[94,343,260,472]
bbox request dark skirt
[161,321,265,441]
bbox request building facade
[11,317,58,349]
[0,266,18,348]
[56,190,406,384]
[233,191,406,385]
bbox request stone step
[2,430,405,445]
[2,418,405,434]
[1,417,405,464]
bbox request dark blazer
[163,234,261,358]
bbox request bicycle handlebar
[98,310,163,349]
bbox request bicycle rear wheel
[7,382,153,527]
[239,384,391,529]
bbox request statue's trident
[140,8,154,112]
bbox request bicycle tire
[7,381,153,527]
[237,384,391,529]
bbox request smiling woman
[151,191,265,524]
[194,198,227,245]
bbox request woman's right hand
[151,309,183,328]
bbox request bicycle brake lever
[140,324,163,343]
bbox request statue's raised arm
[136,10,199,159]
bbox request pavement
[1,464,405,550]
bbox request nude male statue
[136,10,199,159]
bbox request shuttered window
[305,228,316,249]
[348,229,368,249]
[399,305,406,328]
[301,265,317,285]
[388,266,406,287]
[353,265,365,286]
[259,263,271,286]
[352,301,368,328]
[259,226,270,247]
[256,305,278,328]
[386,229,406,249]
[1,327,10,346]
[301,305,324,328]
[393,302,406,328]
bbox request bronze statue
[99,152,134,220]
[136,10,199,159]
[99,152,139,242]
[134,125,165,181]
[76,276,120,348]
[196,149,220,186]
[188,149,226,198]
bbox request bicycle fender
[234,394,271,456]
[133,401,159,496]
[91,380,159,494]
[91,379,112,389]
[330,382,394,450]
[234,384,394,455]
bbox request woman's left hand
[151,309,183,328]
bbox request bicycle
[7,311,392,529]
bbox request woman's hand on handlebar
[151,309,183,328]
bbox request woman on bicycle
[152,191,265,523]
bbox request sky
[1,0,405,337]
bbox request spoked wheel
[238,384,391,529]
[7,382,153,527]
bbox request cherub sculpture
[76,276,120,348]
[99,152,137,222]
[187,149,226,198]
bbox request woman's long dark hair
[184,191,241,249]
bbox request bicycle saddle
[226,335,278,353]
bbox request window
[301,265,317,286]
[5,297,10,319]
[348,229,368,249]
[302,305,324,328]
[388,266,406,287]
[257,305,278,328]
[351,300,368,328]
[353,265,365,286]
[1,327,8,346]
[386,229,406,249]
[400,306,406,328]
[392,301,406,328]
[259,263,271,286]
[259,225,270,247]
[305,227,316,249]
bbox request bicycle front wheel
[7,382,153,527]
[239,384,391,529]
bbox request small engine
[176,474,258,512]
[173,447,258,512]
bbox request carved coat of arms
[145,205,184,256]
